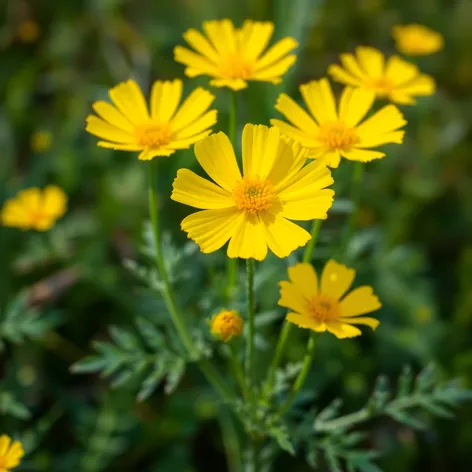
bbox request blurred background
[1,0,472,470]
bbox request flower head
[278,260,381,339]
[171,124,334,261]
[210,310,244,342]
[0,435,24,471]
[174,19,298,91]
[328,46,435,104]
[31,130,52,153]
[85,79,217,161]
[1,186,67,231]
[392,24,444,56]
[271,78,407,168]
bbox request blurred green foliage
[1,0,472,470]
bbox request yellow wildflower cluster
[80,18,440,339]
[0,435,24,472]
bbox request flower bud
[210,310,243,342]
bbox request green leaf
[164,358,185,395]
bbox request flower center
[0,456,6,467]
[319,121,358,151]
[233,177,276,214]
[306,294,341,323]
[220,54,254,79]
[135,123,172,148]
[367,77,394,96]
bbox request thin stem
[263,219,323,401]
[228,343,249,399]
[226,91,239,302]
[219,408,242,472]
[147,161,234,406]
[147,161,193,352]
[247,439,260,472]
[303,219,323,263]
[245,259,256,385]
[278,333,316,416]
[341,161,364,257]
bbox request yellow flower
[278,260,381,339]
[210,310,244,342]
[171,124,334,261]
[174,19,298,91]
[17,20,40,43]
[31,130,53,153]
[0,186,67,231]
[85,79,217,161]
[271,78,406,168]
[328,46,435,104]
[0,435,24,471]
[392,24,444,56]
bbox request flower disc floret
[210,310,244,342]
[233,177,276,214]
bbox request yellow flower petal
[210,78,248,90]
[97,142,142,151]
[254,37,298,71]
[341,149,385,162]
[169,130,213,150]
[173,110,217,140]
[270,119,319,148]
[356,46,385,76]
[253,55,297,80]
[138,148,175,160]
[261,213,310,258]
[300,78,337,124]
[203,19,237,54]
[239,21,274,61]
[278,281,308,314]
[92,101,133,132]
[242,124,281,178]
[151,80,183,122]
[338,87,376,128]
[326,322,362,339]
[174,46,219,77]
[394,75,435,97]
[356,105,406,144]
[182,28,220,62]
[194,132,242,192]
[385,55,419,85]
[181,208,243,254]
[275,93,319,133]
[287,312,326,332]
[171,169,235,209]
[43,185,67,219]
[328,63,362,87]
[320,260,355,300]
[0,435,11,455]
[85,116,136,144]
[266,139,307,189]
[340,53,367,80]
[339,286,382,317]
[109,79,149,124]
[342,316,380,330]
[170,87,215,132]
[227,214,268,260]
[288,262,318,298]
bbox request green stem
[219,408,242,472]
[228,343,249,399]
[245,259,256,387]
[263,220,322,401]
[248,439,260,472]
[226,91,239,302]
[147,161,234,405]
[303,219,323,263]
[278,333,316,416]
[341,161,364,257]
[147,161,193,352]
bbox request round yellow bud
[210,310,243,342]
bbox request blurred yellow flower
[174,19,298,91]
[0,435,24,471]
[17,20,40,42]
[271,78,406,168]
[171,124,334,260]
[210,310,244,342]
[392,24,444,56]
[85,79,216,161]
[278,260,381,339]
[328,46,435,104]
[1,186,67,231]
[31,130,53,153]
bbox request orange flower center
[0,456,5,467]
[28,209,49,226]
[367,77,395,96]
[220,54,254,79]
[233,177,276,214]
[135,123,172,148]
[306,294,340,323]
[319,121,358,151]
